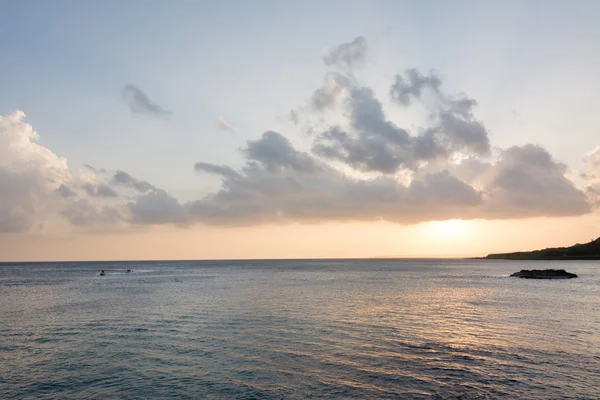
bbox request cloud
[122,84,171,117]
[479,145,590,218]
[308,66,490,174]
[183,137,591,226]
[55,184,77,197]
[583,147,600,180]
[389,69,442,106]
[1,37,597,234]
[180,133,482,226]
[216,116,234,131]
[128,189,187,225]
[312,86,434,173]
[194,162,240,178]
[81,182,119,198]
[311,72,350,111]
[322,36,368,68]
[112,170,155,193]
[582,146,600,206]
[244,131,321,173]
[61,199,124,227]
[0,111,72,232]
[83,164,106,173]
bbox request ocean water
[1,259,599,399]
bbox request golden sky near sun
[1,215,599,262]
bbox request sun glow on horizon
[422,219,473,241]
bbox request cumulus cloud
[122,84,171,117]
[216,116,234,131]
[389,69,491,157]
[1,37,597,234]
[312,86,434,173]
[0,111,170,232]
[0,111,72,232]
[180,132,483,226]
[322,36,367,68]
[308,66,490,174]
[480,145,590,217]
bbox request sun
[423,219,472,240]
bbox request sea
[1,259,598,399]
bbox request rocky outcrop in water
[510,269,578,279]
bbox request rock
[510,269,578,279]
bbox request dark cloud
[128,189,187,225]
[194,162,240,178]
[55,184,77,197]
[322,36,367,68]
[82,182,118,198]
[122,84,171,117]
[112,170,155,193]
[390,69,491,157]
[312,86,431,173]
[305,65,491,174]
[390,69,442,106]
[244,131,321,173]
[436,112,490,156]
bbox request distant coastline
[479,237,600,260]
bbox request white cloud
[0,111,72,232]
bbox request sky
[1,0,600,261]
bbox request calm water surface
[1,259,599,399]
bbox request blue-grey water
[1,259,599,399]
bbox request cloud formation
[582,147,600,206]
[322,36,367,68]
[389,68,442,106]
[82,182,119,198]
[122,84,171,117]
[0,111,71,232]
[1,36,597,234]
[112,170,156,193]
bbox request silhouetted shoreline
[478,237,600,260]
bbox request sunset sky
[1,0,600,261]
